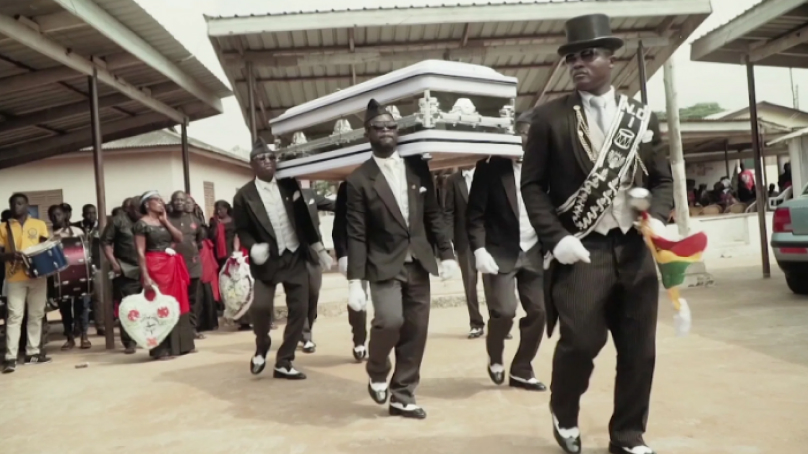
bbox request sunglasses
[564,48,609,65]
[252,153,277,162]
[369,122,398,131]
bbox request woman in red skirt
[134,191,195,360]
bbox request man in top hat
[345,99,458,419]
[233,138,333,380]
[467,109,547,391]
[520,14,672,454]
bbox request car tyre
[785,273,808,295]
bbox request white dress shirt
[255,178,300,254]
[373,151,413,261]
[462,168,475,193]
[513,161,539,252]
[579,87,635,235]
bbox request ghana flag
[650,231,708,289]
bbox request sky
[134,0,808,151]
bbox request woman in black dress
[133,191,195,360]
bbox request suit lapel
[405,161,420,228]
[501,161,520,217]
[458,174,469,202]
[244,181,276,239]
[369,160,408,229]
[567,92,595,175]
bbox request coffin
[272,60,522,180]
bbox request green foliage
[654,103,724,121]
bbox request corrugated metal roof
[690,0,808,68]
[0,0,232,169]
[207,0,712,141]
[83,128,248,163]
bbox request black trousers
[549,229,658,447]
[250,249,309,368]
[348,281,369,347]
[301,262,322,343]
[457,249,483,329]
[113,276,142,349]
[58,296,89,338]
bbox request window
[203,181,215,220]
[23,189,63,224]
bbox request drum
[21,240,68,278]
[53,237,94,301]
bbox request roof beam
[0,101,207,168]
[0,82,182,135]
[221,30,665,64]
[461,23,471,47]
[206,0,713,35]
[0,52,142,96]
[52,0,223,113]
[232,38,668,68]
[533,59,565,107]
[691,0,805,61]
[0,14,186,123]
[749,23,808,62]
[0,10,86,44]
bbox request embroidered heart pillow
[219,252,254,320]
[119,288,180,350]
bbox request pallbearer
[345,99,457,419]
[520,14,673,454]
[466,110,546,391]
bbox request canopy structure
[0,0,232,169]
[690,0,808,278]
[205,0,712,142]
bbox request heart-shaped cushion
[119,288,180,350]
[219,252,254,320]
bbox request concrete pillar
[790,137,808,194]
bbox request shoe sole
[389,407,427,419]
[273,370,307,380]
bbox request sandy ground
[1,264,807,454]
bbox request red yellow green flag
[649,232,708,289]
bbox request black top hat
[364,98,389,125]
[557,14,624,56]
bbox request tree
[654,102,724,121]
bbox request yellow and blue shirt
[0,217,49,282]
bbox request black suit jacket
[332,182,348,259]
[467,157,541,273]
[233,179,322,282]
[521,92,674,253]
[443,171,471,253]
[346,155,454,282]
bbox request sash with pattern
[557,94,651,238]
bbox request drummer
[1,193,52,374]
[48,205,92,351]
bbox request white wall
[0,149,250,218]
[686,157,783,190]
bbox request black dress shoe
[273,365,307,380]
[367,381,389,404]
[302,341,316,354]
[389,402,427,419]
[608,442,655,454]
[550,406,581,454]
[509,375,547,391]
[468,327,484,339]
[487,364,505,385]
[352,345,367,362]
[250,348,269,375]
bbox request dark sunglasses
[252,153,277,162]
[369,122,398,131]
[564,48,608,65]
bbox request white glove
[647,217,671,240]
[165,247,177,256]
[674,298,691,337]
[552,235,591,265]
[347,280,367,311]
[338,257,348,277]
[311,242,333,269]
[439,259,459,281]
[250,243,270,265]
[474,248,500,274]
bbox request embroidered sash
[557,95,651,238]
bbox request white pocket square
[307,199,314,205]
[641,130,654,143]
[419,187,427,194]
